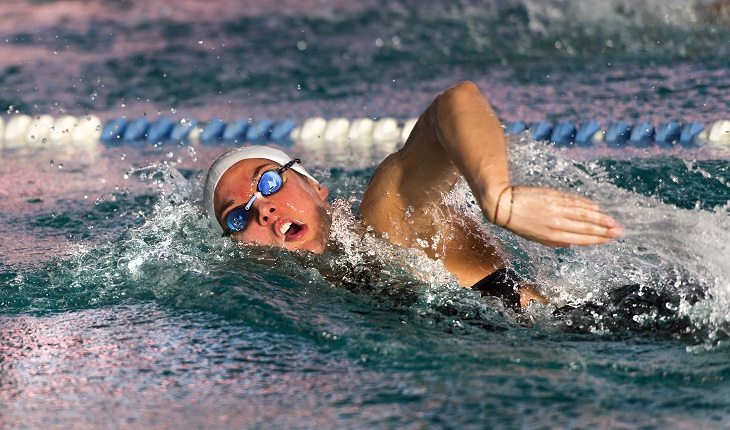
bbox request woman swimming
[203,81,624,309]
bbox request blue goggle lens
[258,170,284,195]
[225,206,249,233]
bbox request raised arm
[362,81,623,250]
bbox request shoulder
[360,152,407,239]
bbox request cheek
[234,227,272,245]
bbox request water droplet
[375,38,384,47]
[57,163,64,170]
[297,40,307,50]
[198,40,203,45]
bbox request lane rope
[0,115,728,150]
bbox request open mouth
[279,220,307,241]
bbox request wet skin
[214,158,332,254]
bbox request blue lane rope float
[575,120,602,146]
[1,115,729,150]
[656,121,682,145]
[680,122,704,145]
[101,117,127,143]
[170,119,197,142]
[630,122,655,146]
[605,121,632,146]
[123,117,150,142]
[246,119,274,144]
[147,117,174,143]
[200,118,226,144]
[529,121,553,142]
[222,118,249,143]
[505,121,526,135]
[551,122,576,147]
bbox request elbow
[442,81,483,102]
[436,81,487,113]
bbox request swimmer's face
[214,158,331,254]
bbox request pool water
[1,0,730,428]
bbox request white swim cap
[203,146,318,233]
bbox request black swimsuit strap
[471,268,522,311]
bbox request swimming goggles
[222,158,301,235]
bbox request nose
[255,199,278,225]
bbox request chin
[300,238,328,254]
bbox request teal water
[1,0,730,429]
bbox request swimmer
[203,81,624,309]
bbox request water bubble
[375,38,384,47]
[57,163,64,170]
[296,40,307,50]
[198,40,203,45]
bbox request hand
[484,186,624,247]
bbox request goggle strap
[277,158,301,173]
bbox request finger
[550,217,624,239]
[562,207,621,229]
[544,230,617,246]
[565,195,603,211]
[548,190,601,210]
